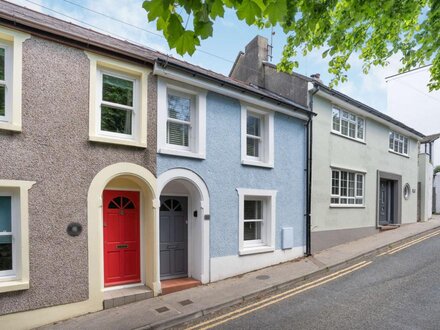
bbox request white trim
[331,106,366,143]
[157,78,207,159]
[0,180,35,293]
[241,104,274,168]
[86,52,149,148]
[236,188,277,256]
[0,27,30,132]
[156,168,210,287]
[389,130,409,156]
[154,63,310,121]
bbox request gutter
[305,86,320,256]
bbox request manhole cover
[155,306,170,313]
[179,299,193,306]
[256,275,270,280]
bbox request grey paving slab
[40,216,440,330]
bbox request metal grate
[155,306,170,313]
[178,299,194,306]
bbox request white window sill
[158,147,206,160]
[241,159,274,169]
[388,150,409,158]
[331,131,366,144]
[0,279,29,293]
[239,245,274,256]
[0,122,21,132]
[89,135,147,148]
[330,204,365,208]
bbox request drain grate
[178,299,194,306]
[256,275,270,280]
[155,306,170,313]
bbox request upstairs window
[241,105,274,168]
[166,90,193,149]
[332,107,365,141]
[331,169,364,206]
[0,45,7,120]
[389,131,409,156]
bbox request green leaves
[142,0,440,90]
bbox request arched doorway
[157,169,210,289]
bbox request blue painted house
[154,59,313,283]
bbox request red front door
[103,190,140,287]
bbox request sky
[8,0,410,112]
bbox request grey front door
[379,179,394,225]
[159,197,188,279]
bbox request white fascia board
[314,90,423,141]
[153,63,310,121]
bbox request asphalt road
[187,233,440,330]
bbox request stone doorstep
[161,278,202,295]
[379,224,401,231]
[103,285,154,309]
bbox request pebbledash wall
[157,92,307,281]
[310,93,420,251]
[0,35,157,320]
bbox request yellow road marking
[378,230,440,256]
[186,261,372,330]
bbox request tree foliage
[142,0,440,90]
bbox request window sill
[330,204,365,209]
[330,131,366,144]
[158,147,206,160]
[0,122,21,132]
[239,245,274,256]
[89,135,147,148]
[388,150,409,158]
[0,279,29,293]
[241,159,274,169]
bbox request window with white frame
[157,78,207,159]
[87,52,148,148]
[332,107,365,141]
[237,188,276,255]
[389,131,409,156]
[0,180,34,293]
[241,105,274,168]
[0,28,29,132]
[331,169,364,205]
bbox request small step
[161,278,201,295]
[103,285,153,309]
[379,224,400,231]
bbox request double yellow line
[378,229,440,257]
[186,261,372,330]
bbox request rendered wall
[434,174,440,214]
[0,36,156,316]
[311,95,419,239]
[418,153,433,221]
[157,92,307,279]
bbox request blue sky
[9,0,405,112]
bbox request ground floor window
[0,194,14,276]
[237,188,276,255]
[331,169,364,206]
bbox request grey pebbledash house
[231,35,434,252]
[0,2,314,328]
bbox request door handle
[117,244,128,249]
[167,245,178,249]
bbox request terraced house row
[0,2,435,328]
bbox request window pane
[341,120,348,136]
[101,106,132,134]
[332,108,340,131]
[246,137,260,157]
[331,197,339,204]
[404,138,408,154]
[168,94,191,122]
[348,173,355,197]
[349,122,356,138]
[0,47,4,81]
[102,74,133,106]
[244,200,262,220]
[0,196,11,232]
[0,85,4,117]
[244,221,261,241]
[341,171,348,197]
[247,115,261,137]
[167,121,189,146]
[357,118,364,139]
[355,198,363,205]
[331,171,339,195]
[356,174,363,197]
[0,235,12,271]
[389,132,394,149]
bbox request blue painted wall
[157,92,306,258]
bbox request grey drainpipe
[305,85,319,256]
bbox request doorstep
[379,224,400,231]
[161,277,201,295]
[103,285,153,309]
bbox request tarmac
[41,216,440,330]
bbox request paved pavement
[41,216,440,330]
[197,230,440,330]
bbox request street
[185,231,440,330]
